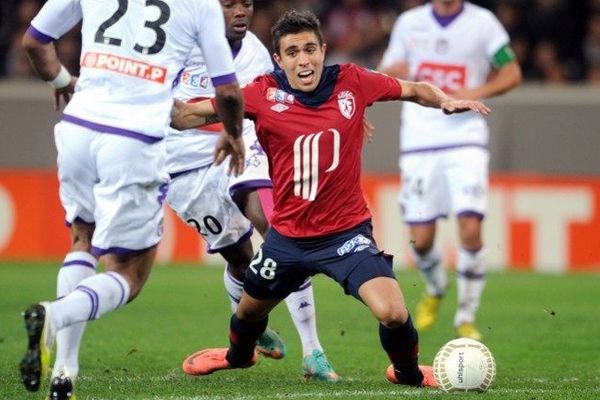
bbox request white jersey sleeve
[378,13,409,68]
[481,10,510,58]
[30,0,82,40]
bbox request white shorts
[55,121,168,256]
[167,162,253,253]
[228,129,272,194]
[399,146,489,223]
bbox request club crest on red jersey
[267,88,294,104]
[337,90,356,119]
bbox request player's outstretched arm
[22,32,76,111]
[398,80,491,115]
[170,99,220,130]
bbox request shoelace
[311,352,333,373]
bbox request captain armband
[492,44,516,68]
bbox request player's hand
[363,117,375,143]
[214,132,245,176]
[53,77,77,111]
[170,99,204,130]
[441,99,491,115]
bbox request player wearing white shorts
[19,0,244,399]
[378,0,521,340]
[166,0,338,381]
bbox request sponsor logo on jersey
[81,52,167,83]
[267,88,294,104]
[415,62,466,93]
[182,72,209,88]
[336,234,372,256]
[337,90,356,119]
[270,103,289,113]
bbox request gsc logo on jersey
[181,72,209,89]
[415,62,466,93]
[267,88,294,104]
[337,234,372,256]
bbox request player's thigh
[243,230,309,300]
[54,122,97,224]
[444,147,489,216]
[167,163,252,253]
[91,136,168,254]
[400,152,448,223]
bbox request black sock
[226,314,267,367]
[379,315,423,385]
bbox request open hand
[441,99,491,115]
[214,132,245,176]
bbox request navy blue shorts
[243,220,396,300]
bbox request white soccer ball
[433,338,496,393]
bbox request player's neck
[229,39,243,58]
[432,0,463,17]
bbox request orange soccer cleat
[182,348,258,376]
[385,364,438,388]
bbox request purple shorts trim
[106,272,127,307]
[65,216,95,227]
[229,180,273,197]
[62,114,162,144]
[405,215,447,225]
[227,292,241,304]
[211,73,237,87]
[91,243,158,258]
[169,166,207,180]
[207,227,254,254]
[457,270,486,280]
[63,260,96,270]
[401,143,487,155]
[456,210,485,221]
[27,25,55,44]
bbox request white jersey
[380,2,509,152]
[165,31,273,174]
[29,0,237,142]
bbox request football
[433,338,496,392]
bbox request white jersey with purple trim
[380,2,509,152]
[165,31,273,173]
[29,0,236,141]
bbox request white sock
[223,266,243,314]
[412,246,446,297]
[284,279,322,357]
[454,247,486,326]
[50,271,131,331]
[52,252,97,380]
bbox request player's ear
[273,53,282,69]
[321,43,327,57]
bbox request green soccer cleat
[20,302,53,392]
[256,327,287,359]
[415,295,442,332]
[302,349,340,382]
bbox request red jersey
[243,64,402,238]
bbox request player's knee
[375,305,409,328]
[412,240,434,256]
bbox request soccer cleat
[182,348,257,376]
[415,295,441,332]
[456,322,483,341]
[302,350,340,382]
[47,371,76,400]
[386,364,438,388]
[20,302,54,392]
[256,327,286,359]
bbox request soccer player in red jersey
[172,9,489,387]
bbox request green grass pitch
[0,262,598,399]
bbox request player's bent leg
[20,302,55,392]
[359,277,435,387]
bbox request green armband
[492,44,516,68]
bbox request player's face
[274,31,326,92]
[220,0,253,42]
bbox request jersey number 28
[95,0,170,55]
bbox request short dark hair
[271,9,324,55]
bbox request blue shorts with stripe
[243,220,395,300]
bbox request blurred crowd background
[1,0,599,84]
